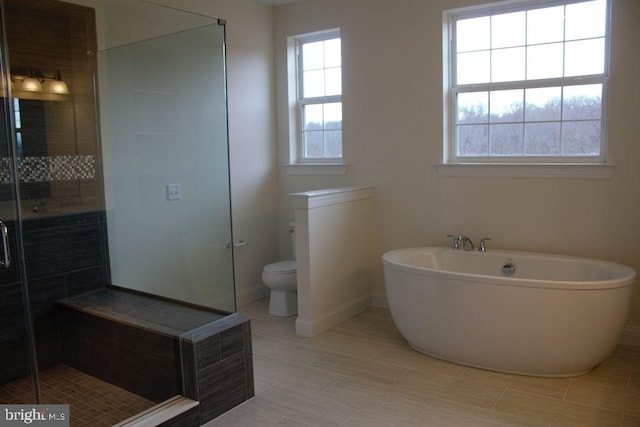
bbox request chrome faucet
[446,234,461,250]
[479,237,491,252]
[446,234,474,251]
[459,235,474,251]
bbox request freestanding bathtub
[382,247,636,377]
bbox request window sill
[434,163,615,179]
[285,163,347,176]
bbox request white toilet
[261,222,297,317]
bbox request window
[296,31,342,163]
[444,0,609,165]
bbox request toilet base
[269,289,297,317]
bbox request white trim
[291,186,374,209]
[295,30,343,163]
[619,326,640,348]
[285,163,347,176]
[435,163,614,179]
[295,293,371,337]
[236,283,270,307]
[443,0,611,165]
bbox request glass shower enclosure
[0,0,237,423]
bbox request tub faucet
[446,234,461,250]
[459,235,474,251]
[479,238,491,252]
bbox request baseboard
[296,293,371,337]
[619,325,640,347]
[371,292,388,309]
[236,284,269,307]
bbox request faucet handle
[446,234,461,250]
[479,237,492,252]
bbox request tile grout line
[490,387,509,411]
[561,378,572,401]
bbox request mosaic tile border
[0,155,96,184]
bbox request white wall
[274,0,640,329]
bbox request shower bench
[57,286,254,425]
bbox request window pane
[565,39,605,77]
[457,51,490,84]
[303,69,324,97]
[525,122,561,155]
[565,0,606,41]
[562,121,601,155]
[325,130,342,158]
[490,89,523,123]
[449,0,608,162]
[563,84,602,120]
[527,6,564,45]
[325,67,342,96]
[457,16,490,52]
[304,131,324,157]
[302,41,324,70]
[527,43,563,80]
[492,12,525,49]
[324,38,341,68]
[525,87,561,121]
[491,47,525,82]
[324,102,342,130]
[457,125,488,156]
[304,104,323,130]
[457,92,488,124]
[490,124,523,155]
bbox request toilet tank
[289,221,296,260]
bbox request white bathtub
[382,247,636,377]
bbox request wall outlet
[167,183,181,201]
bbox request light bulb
[48,80,69,94]
[22,77,43,92]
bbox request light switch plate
[167,183,181,200]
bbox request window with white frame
[444,0,609,164]
[296,31,342,163]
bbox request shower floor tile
[0,365,155,426]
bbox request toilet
[261,222,297,317]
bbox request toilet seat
[263,260,296,274]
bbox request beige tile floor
[206,298,640,427]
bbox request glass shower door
[0,5,38,403]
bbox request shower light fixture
[47,70,70,94]
[11,69,70,95]
[21,76,43,92]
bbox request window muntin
[447,0,609,163]
[297,32,342,162]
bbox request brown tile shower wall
[0,211,109,385]
[0,0,107,386]
[4,0,103,213]
[58,307,182,403]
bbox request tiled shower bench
[57,286,254,426]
